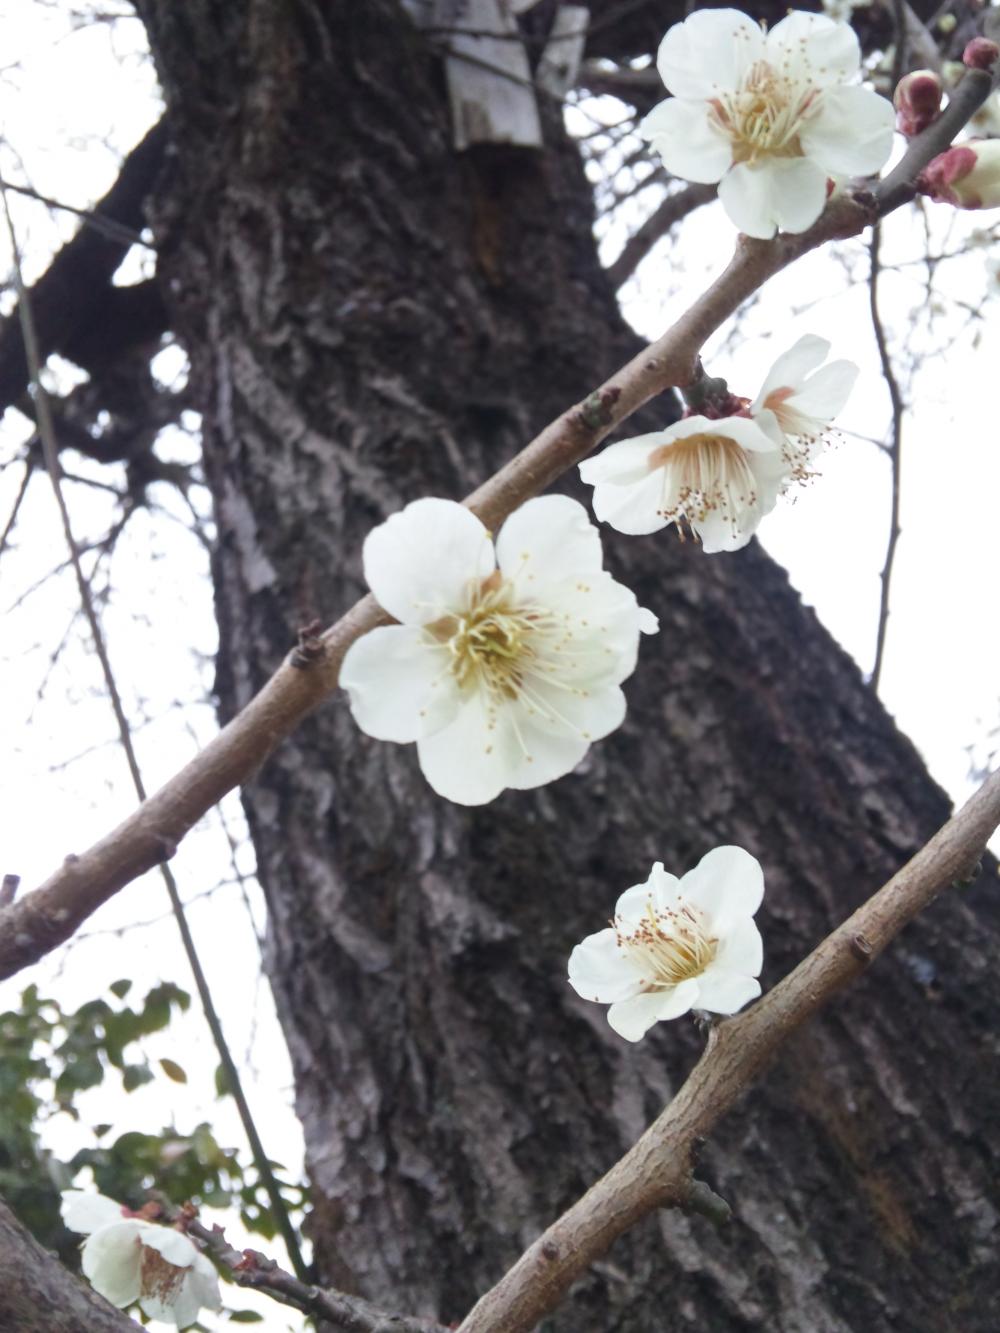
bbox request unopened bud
[964,37,1000,70]
[894,70,943,137]
[919,140,1000,209]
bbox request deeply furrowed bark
[122,3,1000,1330]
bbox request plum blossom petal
[496,494,602,583]
[750,334,858,468]
[714,915,765,977]
[694,970,762,1014]
[765,10,860,85]
[719,157,829,238]
[569,850,765,1042]
[800,84,896,176]
[579,434,674,487]
[756,335,830,402]
[656,8,765,100]
[362,497,494,626]
[615,862,681,918]
[787,360,859,423]
[61,1189,125,1234]
[568,927,646,1003]
[344,496,656,805]
[338,625,458,742]
[140,1225,200,1269]
[608,979,702,1040]
[640,98,733,184]
[589,470,668,537]
[642,8,894,235]
[79,1221,144,1307]
[681,845,765,930]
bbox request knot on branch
[577,386,621,432]
[850,932,874,963]
[291,618,326,670]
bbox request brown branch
[0,1195,142,1333]
[0,119,169,415]
[455,768,1000,1333]
[606,181,717,290]
[171,1208,447,1333]
[868,224,905,694]
[0,66,994,985]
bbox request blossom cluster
[341,330,855,807]
[334,8,880,1044]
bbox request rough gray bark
[130,3,1000,1331]
[0,1198,140,1333]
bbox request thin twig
[157,1202,446,1333]
[0,177,151,249]
[0,186,310,1286]
[456,769,1000,1333]
[0,456,32,557]
[607,182,717,289]
[0,65,993,987]
[869,224,905,693]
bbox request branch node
[684,1178,732,1228]
[290,617,327,669]
[577,385,621,432]
[0,874,20,907]
[850,931,874,963]
[541,1239,560,1261]
[680,360,744,418]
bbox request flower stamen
[616,899,718,988]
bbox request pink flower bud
[894,70,943,137]
[919,140,1000,209]
[963,37,1000,71]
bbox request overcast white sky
[0,6,997,1330]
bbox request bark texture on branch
[100,2,1000,1330]
[0,1197,140,1333]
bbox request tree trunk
[134,3,1000,1329]
[0,1199,140,1333]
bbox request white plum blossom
[750,333,858,465]
[339,495,658,805]
[640,8,895,238]
[568,847,765,1041]
[579,412,785,553]
[580,336,858,552]
[60,1189,220,1329]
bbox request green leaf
[159,1058,188,1084]
[214,1063,232,1098]
[228,1313,264,1323]
[122,1063,154,1092]
[109,979,133,999]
